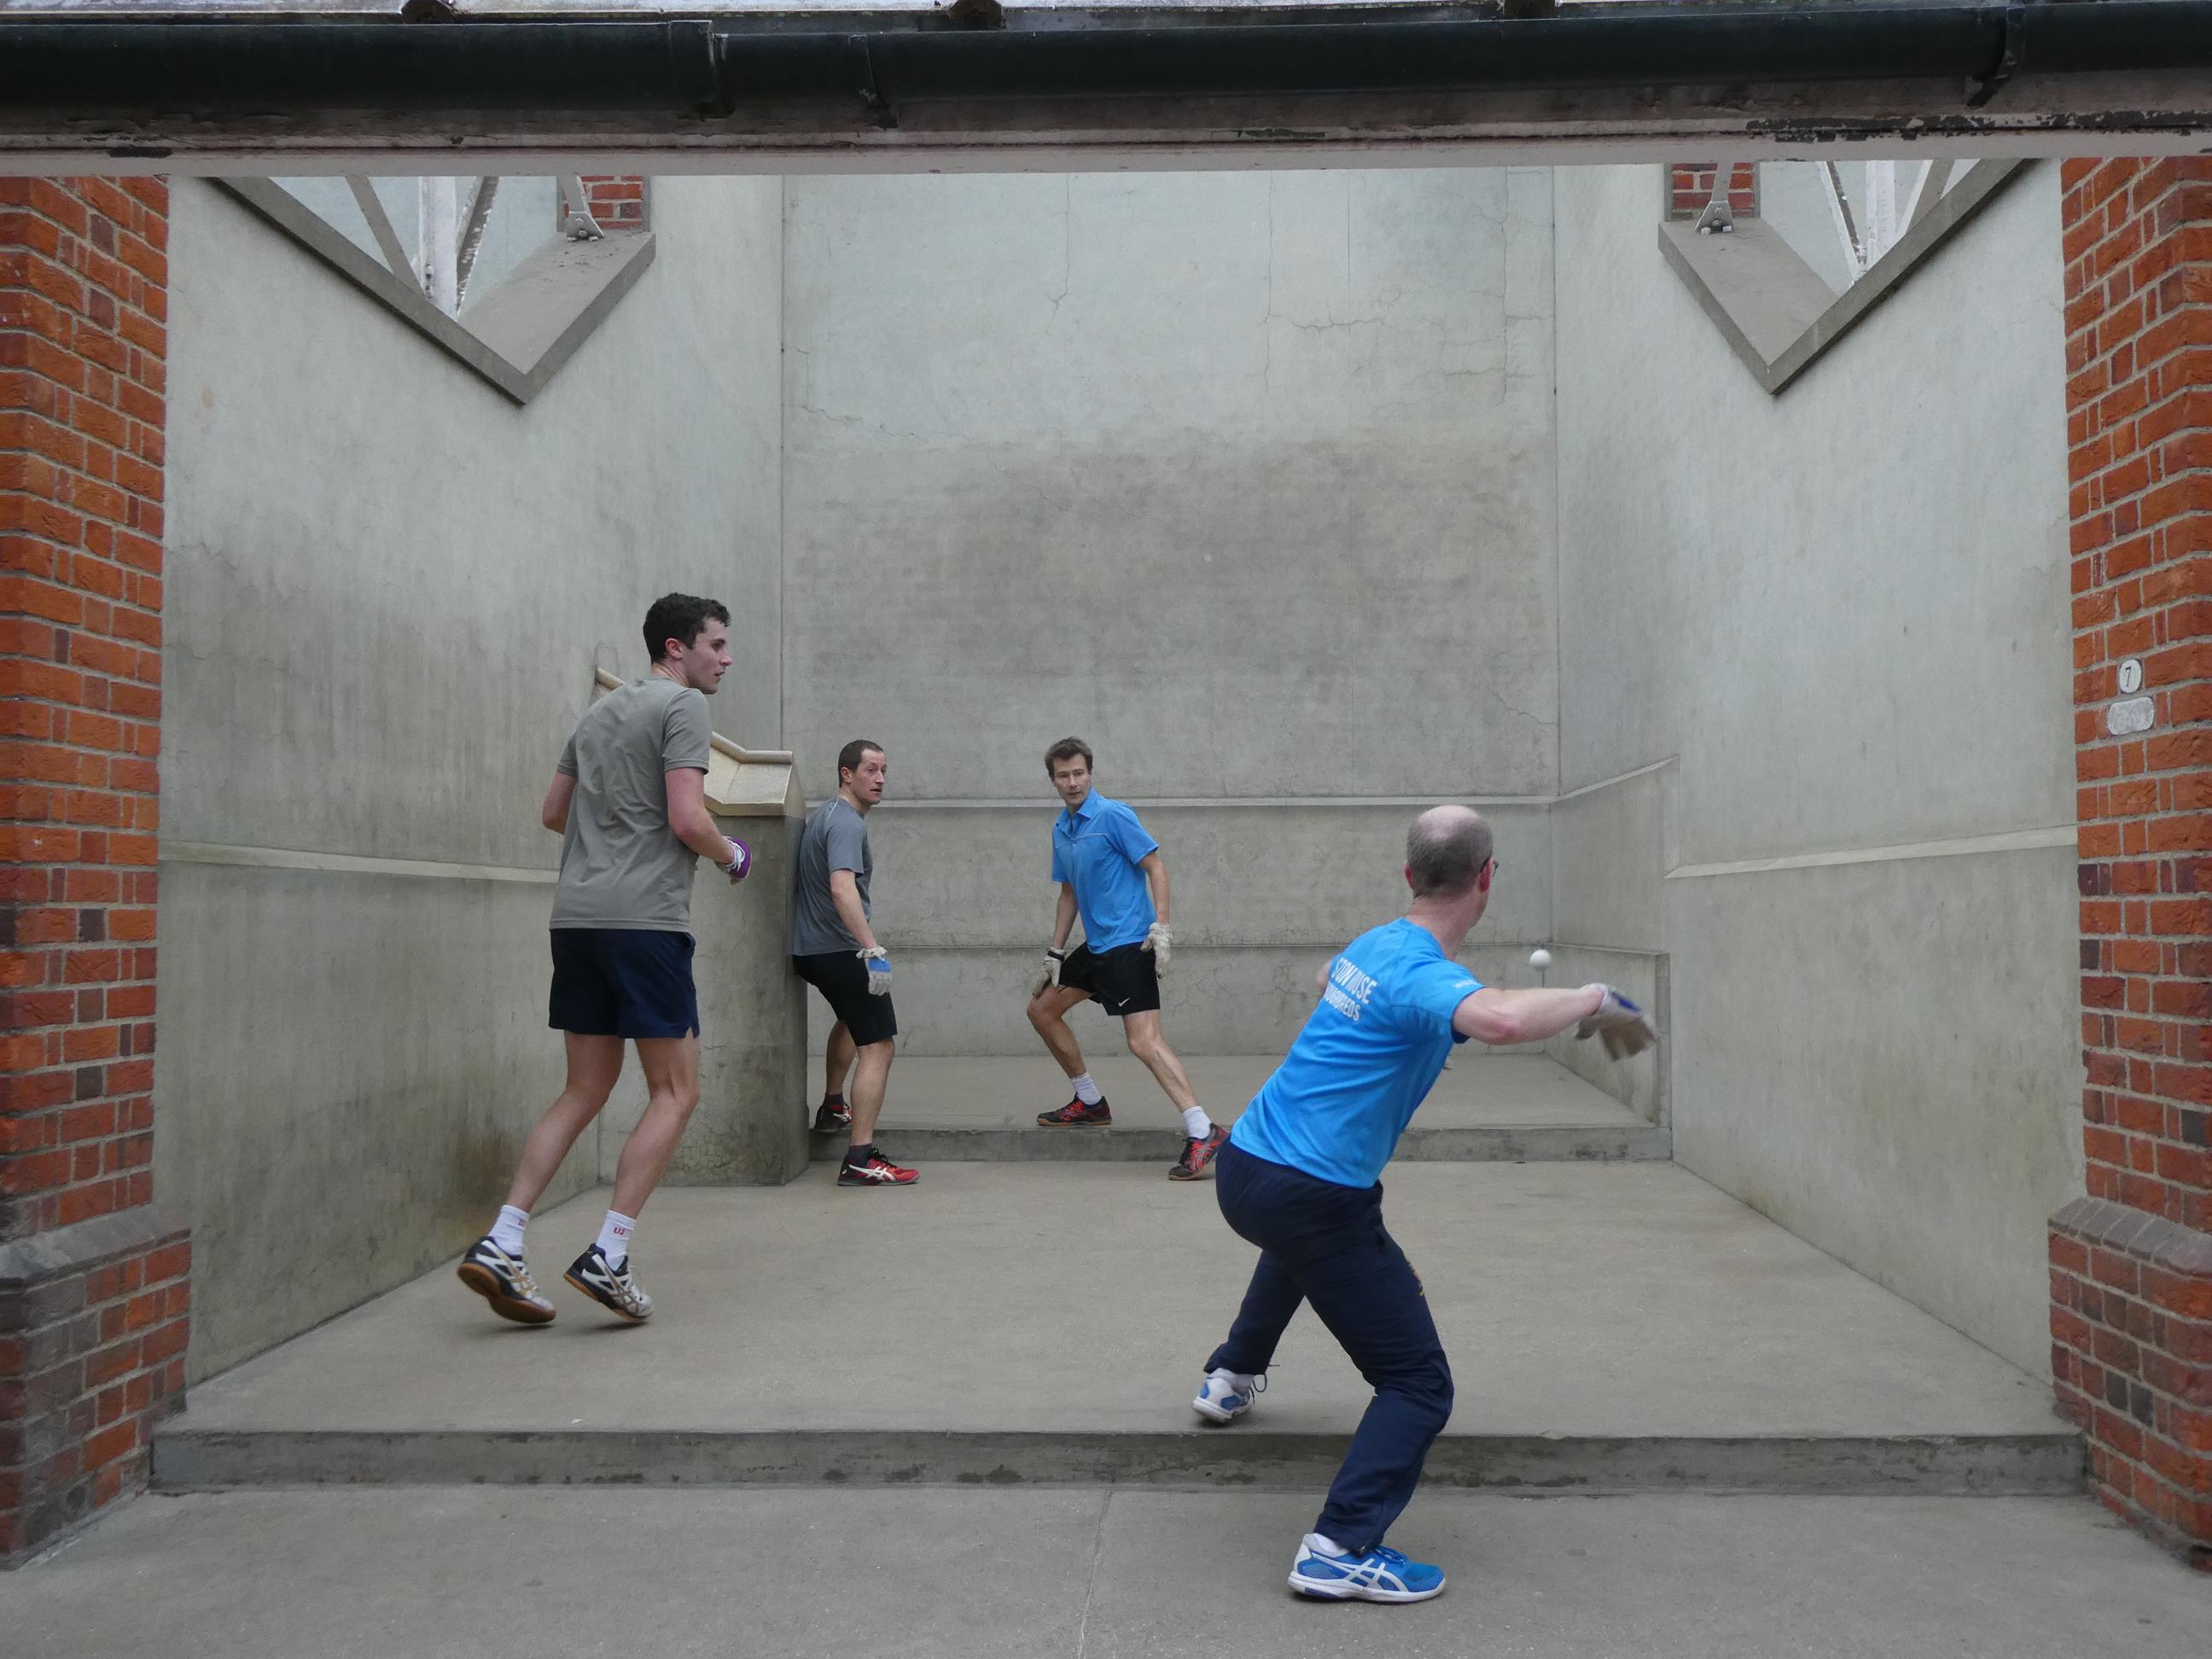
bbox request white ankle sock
[595,1209,637,1265]
[1305,1533,1350,1558]
[489,1205,528,1254]
[1070,1073,1103,1105]
[1210,1367,1257,1391]
[1181,1106,1214,1139]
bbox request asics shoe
[812,1099,853,1135]
[1038,1097,1112,1127]
[456,1237,556,1325]
[1288,1539,1446,1604]
[1193,1367,1264,1424]
[838,1150,920,1188]
[1170,1124,1230,1180]
[563,1244,653,1323]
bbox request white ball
[1528,948,1552,971]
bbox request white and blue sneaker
[1192,1367,1264,1424]
[563,1244,653,1323]
[1288,1535,1447,1604]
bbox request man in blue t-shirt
[1023,736,1225,1180]
[1189,805,1656,1604]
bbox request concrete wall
[154,177,789,1381]
[782,169,1559,1055]
[1551,162,2083,1376]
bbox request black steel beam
[1,3,2209,161]
[0,4,2207,113]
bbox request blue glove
[860,946,892,996]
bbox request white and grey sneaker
[456,1237,556,1325]
[1193,1367,1264,1423]
[564,1244,653,1323]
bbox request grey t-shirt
[789,795,871,956]
[550,676,713,931]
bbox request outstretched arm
[1452,984,1607,1046]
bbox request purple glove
[720,836,752,884]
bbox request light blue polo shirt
[1049,790,1159,952]
[1231,919,1483,1189]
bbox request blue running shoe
[1192,1367,1264,1424]
[1288,1537,1446,1603]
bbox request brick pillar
[1,177,185,1566]
[2052,157,2212,1570]
[578,176,649,233]
[1665,161,1759,222]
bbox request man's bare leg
[1027,984,1093,1078]
[504,1033,628,1214]
[1128,1009,1222,1179]
[610,1033,702,1218]
[824,1019,857,1102]
[847,1037,895,1148]
[1123,1010,1200,1116]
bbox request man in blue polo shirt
[1024,736,1225,1180]
[1188,805,1655,1604]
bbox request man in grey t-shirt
[790,740,917,1189]
[457,593,753,1329]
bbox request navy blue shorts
[548,928,699,1039]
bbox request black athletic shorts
[792,950,899,1047]
[1059,940,1161,1017]
[549,928,699,1039]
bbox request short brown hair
[1406,806,1494,899]
[837,739,883,784]
[1044,737,1094,777]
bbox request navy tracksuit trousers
[1204,1139,1454,1554]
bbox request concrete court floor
[808,1051,1650,1132]
[4,1487,2206,1659]
[172,1162,2051,1440]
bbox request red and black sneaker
[838,1150,920,1189]
[812,1099,852,1135]
[1170,1124,1230,1181]
[1038,1097,1113,1127]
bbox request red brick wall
[2053,155,2212,1569]
[579,176,648,233]
[1666,162,1759,222]
[1,175,184,1564]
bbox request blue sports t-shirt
[1231,919,1483,1189]
[1050,791,1160,952]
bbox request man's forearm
[1146,860,1171,926]
[1497,984,1607,1044]
[1051,890,1078,951]
[672,811,734,865]
[831,882,878,952]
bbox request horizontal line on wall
[832,795,1556,812]
[1666,826,2075,882]
[161,841,558,885]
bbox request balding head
[1406,806,1494,899]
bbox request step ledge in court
[154,1426,2082,1498]
[811,1125,1673,1164]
